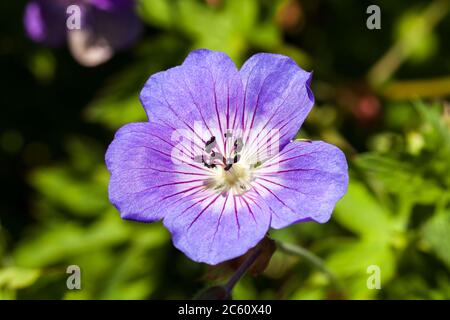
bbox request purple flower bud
[23,0,142,66]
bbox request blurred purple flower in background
[105,49,349,265]
[24,0,141,66]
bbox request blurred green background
[1,0,450,300]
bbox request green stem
[276,240,342,291]
[368,0,450,88]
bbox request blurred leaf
[138,0,173,28]
[87,95,146,130]
[30,167,108,217]
[395,10,438,63]
[14,214,131,268]
[131,224,170,249]
[415,102,450,148]
[422,211,450,269]
[386,274,450,299]
[383,77,450,100]
[27,49,56,83]
[99,246,157,299]
[232,278,257,300]
[326,239,395,299]
[355,154,444,204]
[334,180,393,238]
[0,267,41,290]
[291,286,325,300]
[176,0,249,62]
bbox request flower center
[195,134,255,195]
[210,161,253,195]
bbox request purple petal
[239,53,314,152]
[254,140,348,228]
[106,122,211,222]
[163,190,271,265]
[23,0,69,47]
[140,49,244,155]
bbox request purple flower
[106,49,349,265]
[24,0,141,66]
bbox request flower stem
[224,245,263,295]
[276,240,342,292]
[367,0,450,88]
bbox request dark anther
[224,164,233,171]
[204,162,216,169]
[205,136,216,153]
[234,138,243,152]
[205,136,216,146]
[233,154,240,163]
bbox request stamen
[205,136,216,153]
[234,138,243,152]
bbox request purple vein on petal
[156,79,208,145]
[256,176,316,196]
[253,181,299,216]
[212,79,226,155]
[161,184,205,201]
[188,193,222,230]
[211,192,230,247]
[261,168,322,176]
[240,61,260,132]
[242,86,292,150]
[180,73,217,142]
[233,195,241,236]
[252,187,280,220]
[158,118,206,152]
[171,186,209,208]
[260,151,319,170]
[241,196,257,223]
[143,145,212,173]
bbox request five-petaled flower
[23,0,141,66]
[106,49,349,265]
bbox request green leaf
[355,153,444,204]
[138,0,173,28]
[0,267,41,290]
[326,240,395,299]
[30,167,108,217]
[13,214,131,268]
[422,211,450,269]
[334,180,393,238]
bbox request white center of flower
[210,161,254,195]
